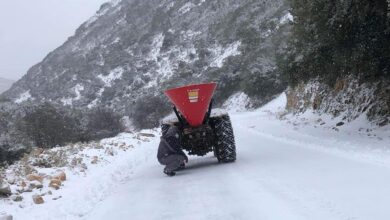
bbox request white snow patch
[179,2,196,14]
[182,30,201,40]
[88,67,123,108]
[148,33,165,62]
[87,98,99,109]
[14,90,33,104]
[112,37,121,44]
[61,97,73,106]
[210,42,242,68]
[222,92,253,112]
[198,0,208,5]
[261,92,287,112]
[280,12,294,24]
[98,67,124,87]
[61,84,84,106]
[74,84,84,100]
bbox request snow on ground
[61,84,85,106]
[2,93,390,220]
[280,12,294,24]
[210,42,241,68]
[87,67,124,108]
[222,92,253,112]
[0,131,159,220]
[178,2,196,14]
[14,90,33,104]
[98,67,124,87]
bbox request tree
[17,103,79,148]
[282,0,390,85]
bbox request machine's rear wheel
[212,114,236,162]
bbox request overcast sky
[0,0,108,80]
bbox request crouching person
[158,126,188,176]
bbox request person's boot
[177,162,186,171]
[164,168,176,176]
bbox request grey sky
[0,0,108,80]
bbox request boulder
[54,171,66,181]
[26,174,43,183]
[10,195,23,202]
[32,195,44,204]
[0,183,11,197]
[28,181,43,190]
[49,179,61,190]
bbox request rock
[49,179,61,190]
[71,157,83,167]
[20,181,27,188]
[26,174,43,183]
[0,183,11,197]
[6,177,15,185]
[32,195,44,204]
[138,133,155,138]
[10,195,23,202]
[81,163,88,170]
[53,195,62,200]
[336,121,344,126]
[105,147,115,156]
[28,181,43,190]
[54,171,66,181]
[91,156,99,164]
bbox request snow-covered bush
[84,107,124,140]
[16,102,80,148]
[131,95,171,129]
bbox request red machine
[162,83,236,162]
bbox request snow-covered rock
[0,183,11,197]
[32,195,44,204]
[0,130,158,219]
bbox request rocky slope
[2,0,291,127]
[286,76,390,127]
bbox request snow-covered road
[3,95,389,220]
[85,110,390,220]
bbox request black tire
[213,114,236,162]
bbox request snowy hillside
[0,78,14,94]
[2,0,291,128]
[1,94,389,220]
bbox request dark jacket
[157,126,188,163]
